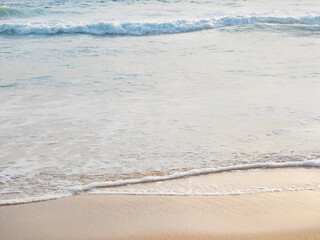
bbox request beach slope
[1,169,320,240]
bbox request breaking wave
[0,15,320,35]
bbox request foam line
[88,186,320,197]
[1,159,320,206]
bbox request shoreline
[1,168,320,240]
[2,162,320,206]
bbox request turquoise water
[1,0,320,204]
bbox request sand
[1,168,320,240]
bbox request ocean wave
[1,159,320,206]
[0,16,320,35]
[0,5,51,19]
[0,6,22,18]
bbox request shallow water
[88,168,320,196]
[1,0,320,204]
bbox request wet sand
[1,169,320,240]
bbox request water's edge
[1,160,319,206]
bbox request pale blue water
[1,0,320,204]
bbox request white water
[1,16,320,35]
[1,0,320,204]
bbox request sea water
[1,0,320,205]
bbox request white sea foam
[0,16,319,35]
[1,160,320,206]
[88,186,320,197]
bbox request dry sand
[1,168,320,240]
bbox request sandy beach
[1,168,320,240]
